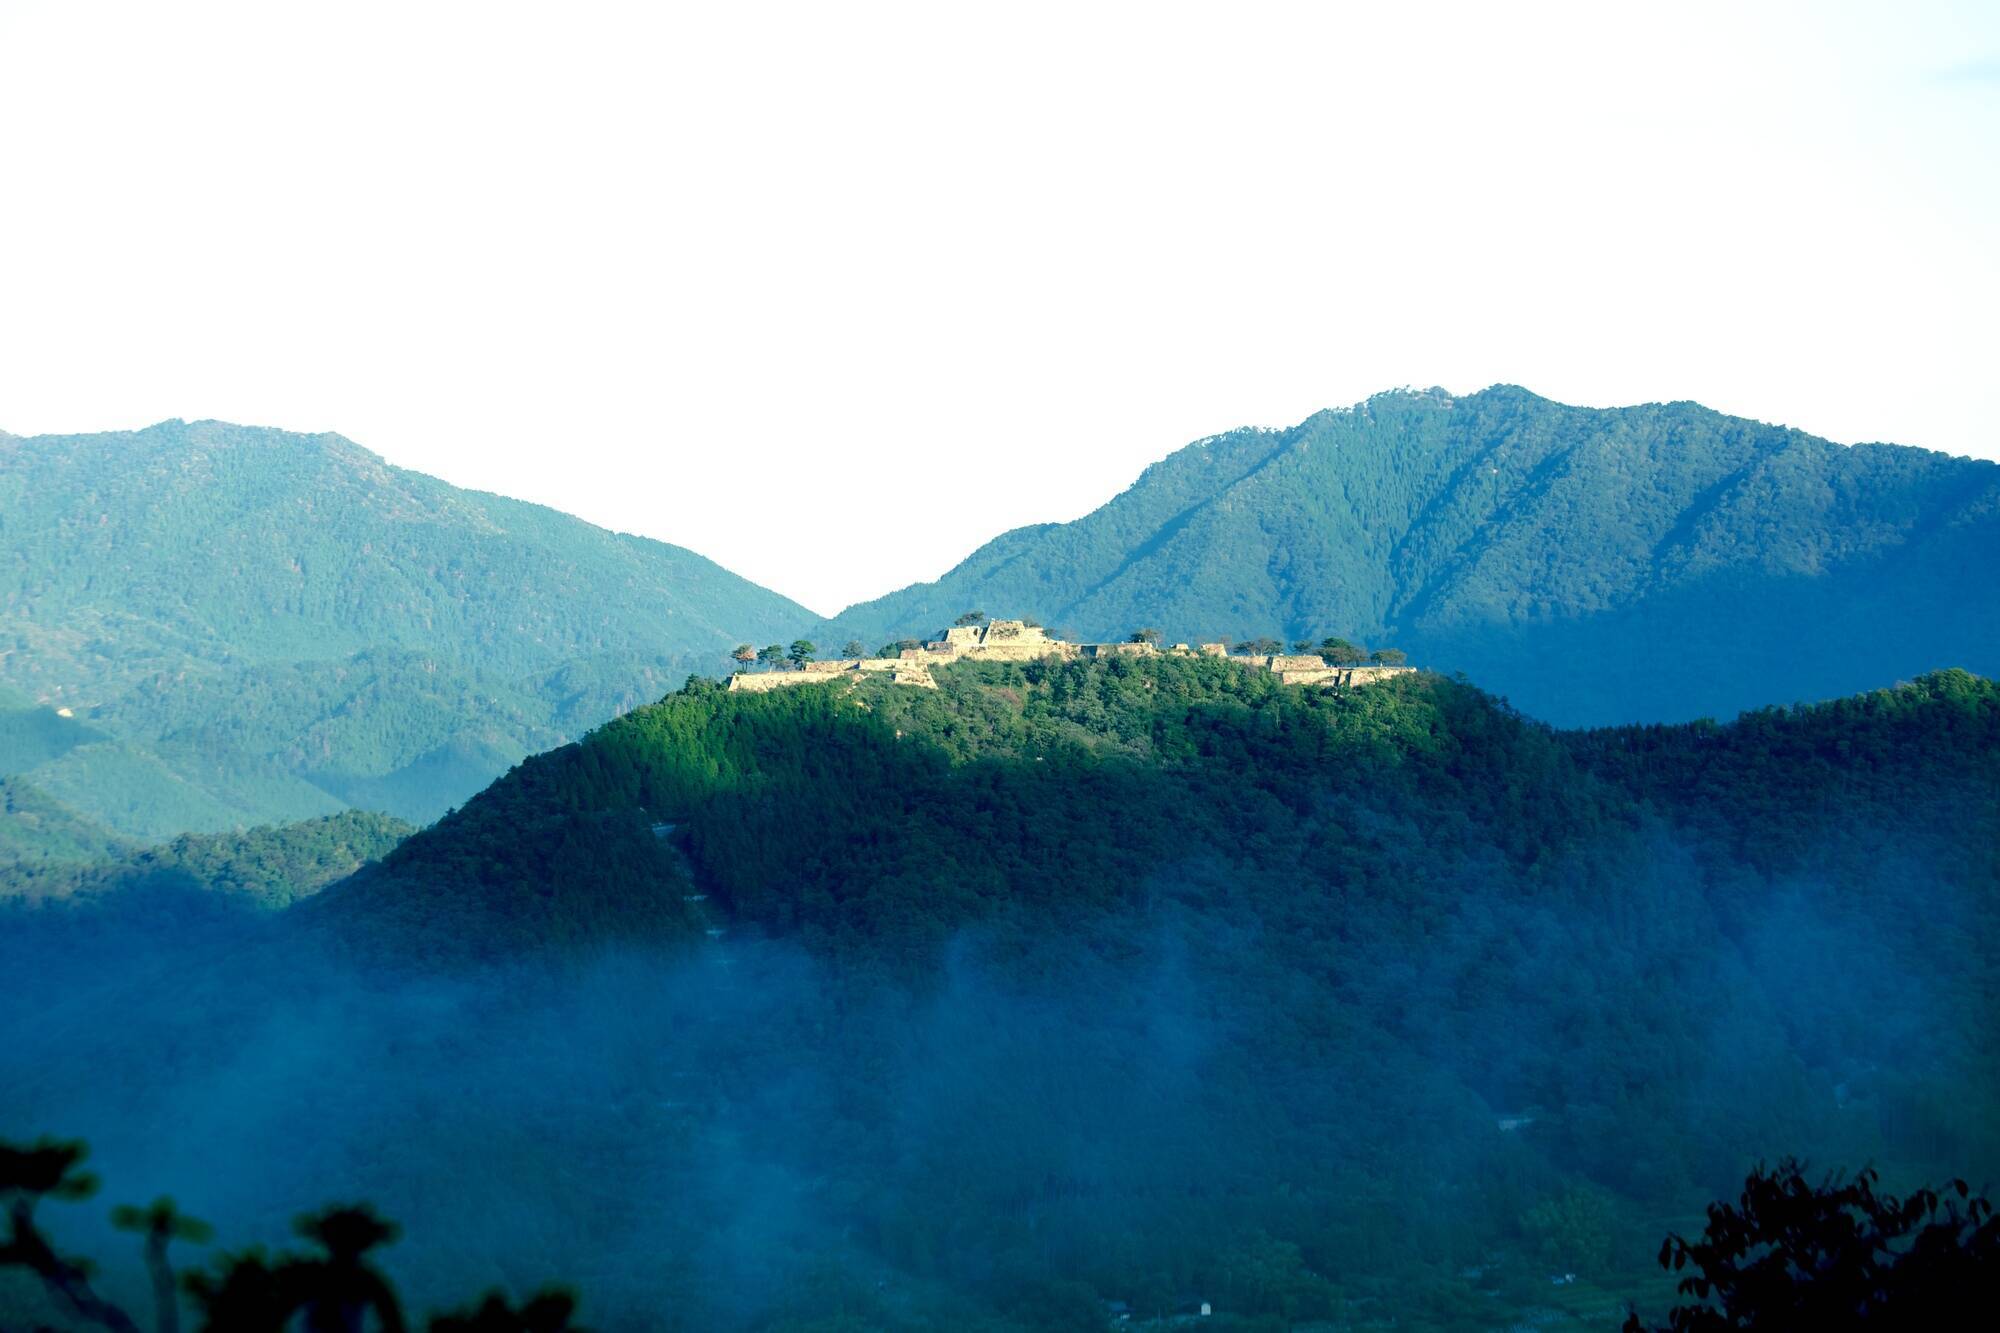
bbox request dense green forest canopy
[2,808,412,910]
[0,420,810,835]
[0,776,132,867]
[7,659,1986,1328]
[817,386,2000,726]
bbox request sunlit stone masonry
[726,618,1414,692]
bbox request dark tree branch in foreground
[1624,1159,1999,1331]
[113,1197,213,1333]
[4,1134,585,1333]
[0,1138,141,1333]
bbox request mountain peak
[821,389,2000,725]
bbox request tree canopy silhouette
[4,1135,586,1333]
[1623,1160,2000,1330]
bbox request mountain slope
[0,420,811,834]
[15,658,1993,1328]
[0,807,412,908]
[821,387,2000,724]
[0,776,132,865]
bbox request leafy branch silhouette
[1623,1159,1999,1330]
[3,1135,585,1333]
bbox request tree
[1235,637,1283,656]
[429,1288,585,1332]
[757,645,784,672]
[953,611,988,626]
[1130,628,1162,645]
[730,644,756,673]
[840,640,867,659]
[7,1135,586,1333]
[1319,637,1366,666]
[878,639,920,658]
[1290,640,1314,654]
[1215,1231,1340,1322]
[1369,648,1408,666]
[112,1196,213,1333]
[1622,1160,2000,1331]
[1,1137,142,1333]
[1522,1185,1615,1277]
[788,640,817,669]
[290,1205,409,1333]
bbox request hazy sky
[2,2,1995,614]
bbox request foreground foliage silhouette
[1623,1160,1999,1330]
[1,1136,584,1332]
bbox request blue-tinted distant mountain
[0,420,811,835]
[822,387,2000,724]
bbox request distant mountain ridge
[820,386,2000,724]
[0,419,811,835]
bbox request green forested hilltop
[14,659,1993,1329]
[0,420,810,835]
[819,386,2000,725]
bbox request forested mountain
[0,420,810,836]
[0,776,130,866]
[8,659,1993,1329]
[1,807,411,910]
[820,387,2000,725]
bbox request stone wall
[726,671,826,693]
[1339,664,1414,687]
[727,620,1412,697]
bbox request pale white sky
[2,2,1996,614]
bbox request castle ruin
[726,619,1414,694]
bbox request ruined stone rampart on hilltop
[726,618,1413,695]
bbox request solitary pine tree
[1320,637,1366,665]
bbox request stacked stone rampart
[725,617,1413,696]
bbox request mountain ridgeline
[5,396,2000,1327]
[6,389,1995,847]
[9,657,1988,1327]
[822,387,2000,725]
[0,420,811,837]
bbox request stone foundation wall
[727,624,1412,697]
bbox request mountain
[0,776,132,865]
[0,807,411,908]
[9,656,1995,1327]
[820,386,2000,725]
[0,419,811,836]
